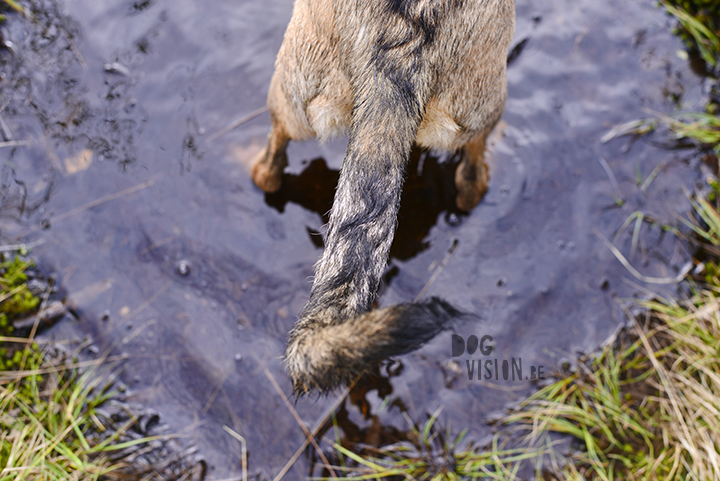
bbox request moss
[0,255,41,325]
[0,255,42,368]
[0,289,40,323]
[0,343,41,372]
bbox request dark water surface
[0,0,707,478]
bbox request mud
[0,0,709,478]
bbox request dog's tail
[284,21,462,394]
[286,298,461,393]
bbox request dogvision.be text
[452,334,546,382]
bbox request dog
[251,0,515,394]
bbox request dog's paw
[455,163,488,212]
[251,148,284,193]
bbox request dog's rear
[252,0,515,393]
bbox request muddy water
[0,0,707,478]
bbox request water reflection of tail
[263,147,467,261]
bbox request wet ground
[0,0,710,478]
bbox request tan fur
[250,0,515,393]
[253,0,514,209]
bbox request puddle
[0,0,710,477]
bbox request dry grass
[501,290,720,480]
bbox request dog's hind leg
[455,131,492,212]
[251,120,290,193]
[251,73,293,193]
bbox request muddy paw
[251,149,284,193]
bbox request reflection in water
[264,148,467,261]
[307,361,464,478]
[309,364,411,477]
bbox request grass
[0,252,176,480]
[0,353,156,480]
[663,0,720,63]
[659,3,720,151]
[664,2,720,68]
[1,0,27,19]
[501,185,720,479]
[325,409,552,480]
[500,285,720,480]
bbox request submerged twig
[265,369,338,480]
[273,376,359,481]
[121,281,171,323]
[640,160,669,193]
[601,119,655,144]
[0,113,13,141]
[15,179,155,238]
[594,229,692,284]
[223,426,248,481]
[414,239,459,301]
[207,106,269,142]
[0,140,30,148]
[53,179,155,224]
[597,157,623,204]
[0,239,45,252]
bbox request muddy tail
[285,25,462,394]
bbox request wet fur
[252,0,515,393]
